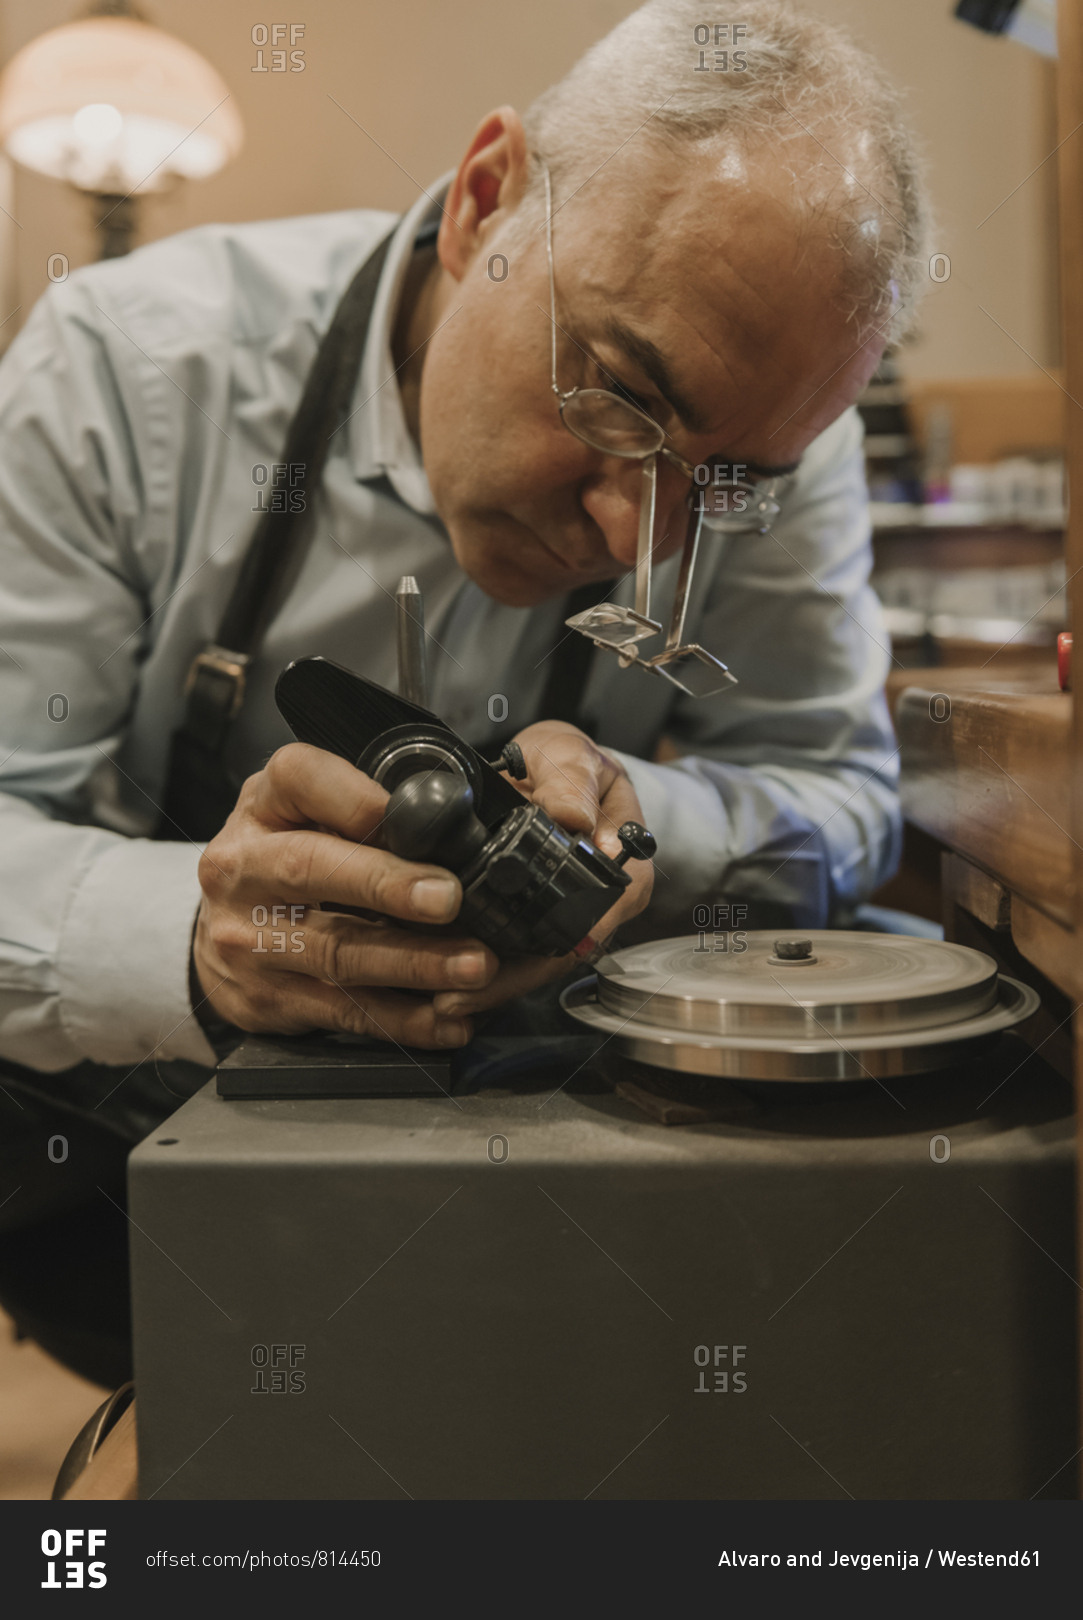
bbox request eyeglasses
[540,160,796,698]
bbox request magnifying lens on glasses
[565,453,789,698]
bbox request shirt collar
[347,176,452,515]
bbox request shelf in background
[873,522,1064,570]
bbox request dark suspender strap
[412,217,440,251]
[180,226,399,753]
[535,580,607,734]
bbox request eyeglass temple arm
[635,454,658,622]
[660,445,696,480]
[663,499,705,652]
[541,163,560,395]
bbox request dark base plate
[216,1032,453,1099]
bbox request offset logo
[41,1529,107,1589]
[251,1342,306,1393]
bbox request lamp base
[88,190,138,259]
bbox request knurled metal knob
[486,741,528,781]
[615,822,657,867]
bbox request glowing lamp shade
[0,17,243,194]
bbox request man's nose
[578,458,687,569]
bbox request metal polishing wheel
[560,930,1041,1083]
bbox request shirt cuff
[607,751,729,925]
[56,835,218,1068]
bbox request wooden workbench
[890,665,1076,1002]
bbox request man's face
[418,135,887,608]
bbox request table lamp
[0,1,243,257]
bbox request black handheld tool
[274,655,656,957]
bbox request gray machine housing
[129,1048,1077,1500]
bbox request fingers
[207,745,471,921]
[592,770,649,860]
[432,953,574,1020]
[518,732,601,836]
[194,744,493,1047]
[225,972,476,1051]
[512,723,643,863]
[245,743,391,838]
[194,730,655,1047]
[200,823,464,924]
[260,915,499,994]
[586,861,653,946]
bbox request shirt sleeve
[609,406,901,933]
[0,274,216,1072]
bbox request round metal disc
[561,973,1040,1083]
[593,931,999,1039]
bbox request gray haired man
[0,0,928,1381]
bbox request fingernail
[435,1019,469,1047]
[411,878,458,920]
[447,951,489,987]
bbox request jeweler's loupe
[565,466,739,700]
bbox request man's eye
[608,378,654,417]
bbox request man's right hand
[191,743,498,1049]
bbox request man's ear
[438,106,530,282]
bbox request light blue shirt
[0,184,899,1073]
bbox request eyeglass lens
[561,392,781,530]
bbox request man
[0,0,927,1380]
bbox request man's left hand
[432,720,655,1020]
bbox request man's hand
[192,744,500,1049]
[432,719,655,1021]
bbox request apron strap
[536,580,609,737]
[177,225,400,760]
